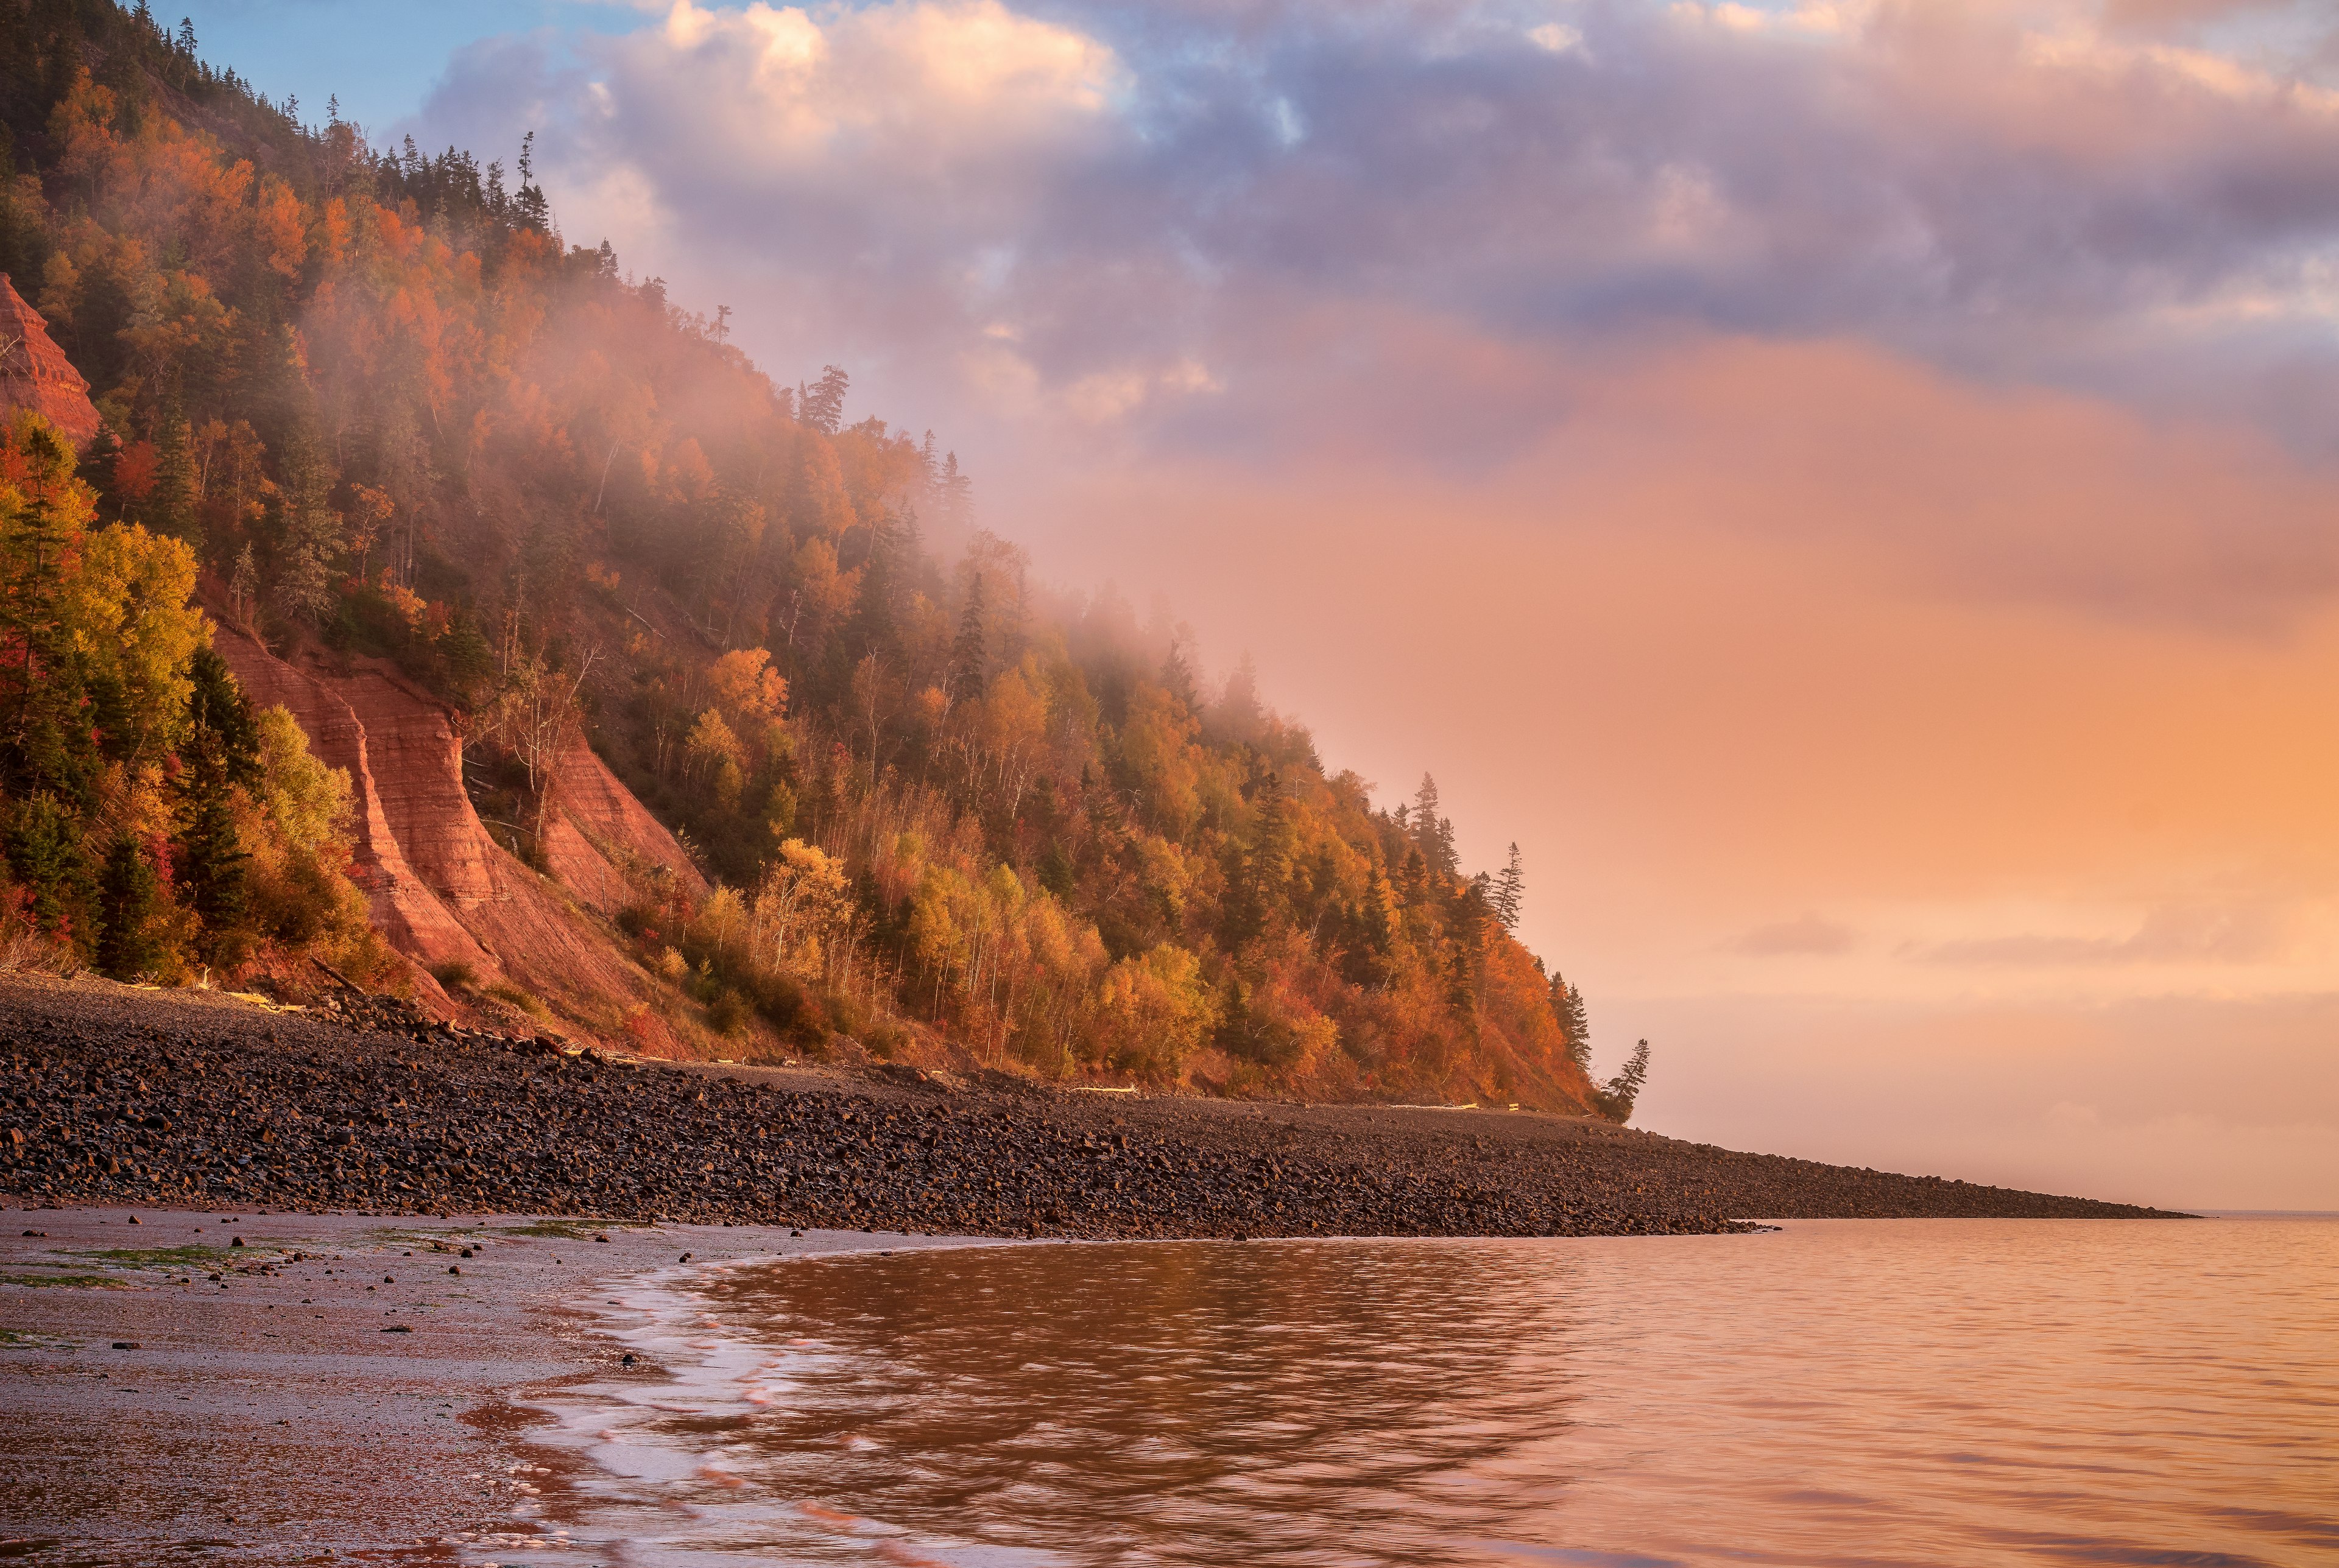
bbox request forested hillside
[0,0,1630,1114]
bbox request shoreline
[0,1201,979,1563]
[0,976,2188,1234]
[4,1207,2260,1564]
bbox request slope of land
[0,7,1617,1114]
[208,622,715,1051]
[0,978,2186,1234]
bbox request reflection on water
[522,1219,2339,1567]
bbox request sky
[188,0,2339,1209]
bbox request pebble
[0,982,2185,1236]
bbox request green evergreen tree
[844,507,905,659]
[1492,842,1524,930]
[1411,773,1458,878]
[799,364,849,435]
[949,572,988,701]
[1549,972,1592,1068]
[175,648,257,961]
[1224,769,1294,947]
[174,727,248,961]
[185,647,260,786]
[96,834,167,979]
[1593,1039,1651,1123]
[4,791,95,951]
[151,409,201,546]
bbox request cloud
[1738,914,1858,956]
[1918,899,2309,967]
[2100,0,2314,30]
[412,0,2339,463]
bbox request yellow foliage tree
[749,837,852,978]
[708,647,787,725]
[1089,943,1221,1080]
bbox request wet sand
[0,1203,980,1563]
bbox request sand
[0,1202,983,1563]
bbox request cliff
[0,275,101,448]
[209,623,706,1052]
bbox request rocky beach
[0,976,2184,1236]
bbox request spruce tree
[1412,774,1458,877]
[1159,633,1199,712]
[185,647,259,786]
[175,726,247,958]
[1492,842,1524,930]
[1593,1040,1652,1123]
[1224,770,1294,947]
[152,409,200,546]
[96,834,166,979]
[175,648,257,962]
[800,365,849,435]
[4,791,96,952]
[1549,972,1592,1067]
[949,573,987,701]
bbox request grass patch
[493,1218,644,1240]
[363,1225,486,1249]
[1,1271,127,1289]
[69,1245,235,1269]
[485,982,551,1021]
[429,960,477,991]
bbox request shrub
[485,982,551,1020]
[705,990,752,1037]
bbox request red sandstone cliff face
[209,624,699,1051]
[211,626,498,990]
[0,275,102,449]
[545,740,710,911]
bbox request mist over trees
[0,0,1632,1113]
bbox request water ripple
[510,1218,2339,1568]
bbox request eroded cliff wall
[210,624,699,1052]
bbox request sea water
[505,1217,2339,1567]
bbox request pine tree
[185,647,259,786]
[1593,1040,1651,1123]
[4,791,95,951]
[175,647,256,962]
[152,409,200,546]
[938,450,972,525]
[1224,769,1294,947]
[0,421,101,809]
[1213,652,1265,744]
[1160,633,1199,712]
[1549,972,1592,1067]
[1492,842,1524,930]
[1455,873,1493,961]
[513,130,549,232]
[96,835,166,979]
[800,365,849,435]
[1398,845,1428,910]
[844,513,901,661]
[949,573,987,700]
[1412,773,1458,877]
[175,727,247,960]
